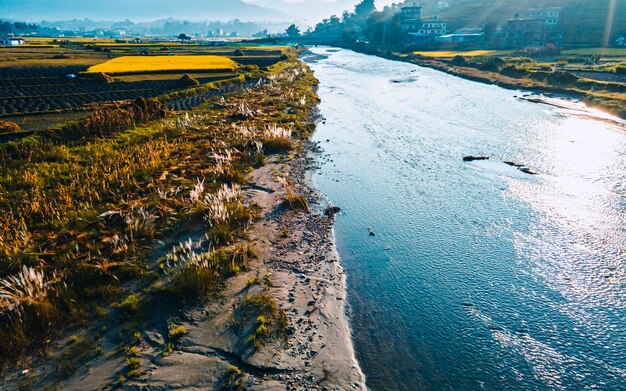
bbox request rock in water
[518,167,538,175]
[324,206,341,218]
[463,155,490,162]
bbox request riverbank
[342,44,626,120]
[1,53,365,390]
[50,141,366,391]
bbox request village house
[437,32,484,44]
[400,3,448,44]
[500,7,563,49]
[0,38,25,46]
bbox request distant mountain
[0,0,291,23]
[427,0,626,46]
[246,0,358,25]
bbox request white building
[526,7,561,27]
[0,38,25,46]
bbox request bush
[237,293,289,349]
[284,193,309,212]
[479,57,506,72]
[168,325,187,341]
[614,65,626,75]
[87,72,114,83]
[115,294,140,318]
[500,64,530,78]
[0,120,21,133]
[169,246,251,300]
[449,55,466,65]
[262,124,293,153]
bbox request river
[305,47,626,390]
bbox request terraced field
[0,41,292,133]
[0,66,238,116]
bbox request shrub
[237,293,289,350]
[115,294,140,318]
[279,178,309,212]
[168,325,187,341]
[166,245,251,300]
[0,120,21,133]
[479,57,506,72]
[223,364,246,390]
[82,72,114,83]
[126,357,140,369]
[0,265,59,321]
[449,55,466,65]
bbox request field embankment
[0,40,287,122]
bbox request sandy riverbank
[6,139,367,391]
[39,140,366,390]
[115,141,367,390]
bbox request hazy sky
[245,0,400,23]
[0,0,402,24]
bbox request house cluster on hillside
[499,7,563,49]
[400,3,447,43]
[398,3,566,50]
[400,2,484,47]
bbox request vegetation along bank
[0,46,365,390]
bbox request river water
[305,48,626,390]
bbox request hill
[248,0,357,24]
[0,0,290,23]
[417,0,626,47]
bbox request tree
[178,33,191,43]
[286,24,301,38]
[354,0,376,18]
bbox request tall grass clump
[262,124,292,153]
[165,244,252,299]
[50,97,167,140]
[201,183,254,244]
[0,266,60,320]
[279,177,309,212]
[0,266,63,360]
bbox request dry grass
[0,49,318,367]
[262,123,293,153]
[86,55,237,74]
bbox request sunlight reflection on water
[308,47,626,390]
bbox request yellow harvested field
[86,55,237,74]
[412,50,508,58]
